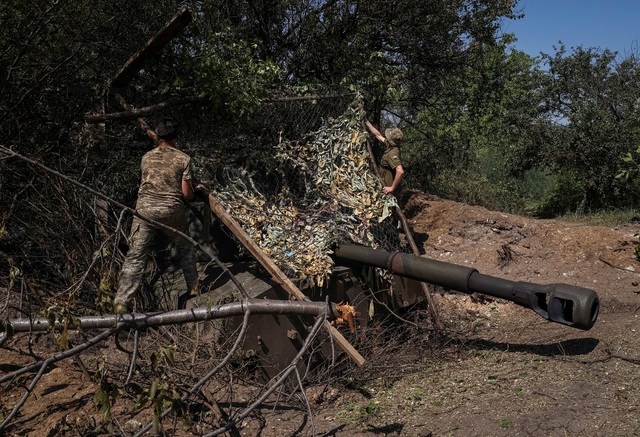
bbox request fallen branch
[85,95,204,123]
[115,94,159,144]
[203,312,327,436]
[598,256,636,272]
[134,306,255,436]
[0,299,339,338]
[110,7,192,88]
[0,326,119,432]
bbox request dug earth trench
[1,192,639,436]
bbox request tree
[537,45,640,212]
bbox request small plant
[365,401,380,415]
[136,379,184,432]
[513,386,523,397]
[500,418,512,428]
[336,401,381,425]
[93,360,122,422]
[135,344,182,432]
[96,268,117,313]
[8,264,21,291]
[408,388,424,402]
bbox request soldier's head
[384,128,404,147]
[156,118,179,142]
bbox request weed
[408,388,425,402]
[336,401,381,425]
[365,401,380,415]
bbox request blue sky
[503,0,640,58]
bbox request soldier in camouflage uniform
[114,118,198,313]
[364,120,405,196]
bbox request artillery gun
[176,212,599,378]
[334,244,599,331]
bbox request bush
[535,171,585,217]
[433,170,525,213]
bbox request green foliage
[434,170,525,213]
[365,401,380,415]
[136,379,184,432]
[336,400,381,424]
[185,25,281,116]
[617,145,640,182]
[536,171,585,217]
[133,344,182,432]
[500,417,513,428]
[536,46,640,210]
[92,360,122,423]
[42,305,82,350]
[405,36,548,213]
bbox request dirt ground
[2,192,639,436]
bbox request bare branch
[85,96,204,123]
[203,312,327,436]
[1,299,339,336]
[0,326,119,431]
[134,305,254,436]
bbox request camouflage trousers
[114,204,198,309]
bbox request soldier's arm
[364,120,386,143]
[383,165,404,194]
[182,179,195,202]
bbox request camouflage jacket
[136,145,193,209]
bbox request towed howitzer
[334,244,599,331]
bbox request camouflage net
[196,94,403,287]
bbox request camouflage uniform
[114,145,198,309]
[380,146,402,190]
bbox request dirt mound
[2,193,639,436]
[312,192,640,436]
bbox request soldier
[364,120,405,196]
[114,118,198,313]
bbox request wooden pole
[364,133,442,330]
[115,94,159,145]
[110,7,192,88]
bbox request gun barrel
[334,244,599,330]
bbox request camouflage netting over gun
[194,95,403,287]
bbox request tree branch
[85,95,205,123]
[1,299,339,337]
[202,312,327,436]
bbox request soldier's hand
[194,183,208,200]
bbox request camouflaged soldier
[364,120,405,196]
[114,118,198,313]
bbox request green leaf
[162,346,175,366]
[149,380,159,401]
[93,388,111,421]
